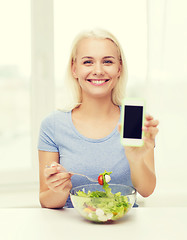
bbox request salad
[73,171,131,222]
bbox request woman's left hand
[119,114,159,162]
[142,114,159,148]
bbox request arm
[39,151,72,209]
[119,114,159,197]
[127,148,156,197]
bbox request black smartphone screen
[123,105,143,139]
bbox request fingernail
[142,126,148,131]
[51,163,56,167]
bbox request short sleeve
[38,112,58,152]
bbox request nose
[93,62,104,76]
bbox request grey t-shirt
[38,110,133,208]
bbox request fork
[67,171,98,183]
[45,165,98,183]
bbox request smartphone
[121,98,145,147]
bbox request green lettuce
[74,170,131,222]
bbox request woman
[38,29,159,208]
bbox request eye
[83,60,93,65]
[103,60,113,65]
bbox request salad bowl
[70,183,136,223]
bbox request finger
[48,177,70,188]
[49,172,71,183]
[143,136,155,149]
[56,164,68,173]
[52,179,72,192]
[50,162,70,174]
[47,175,71,191]
[50,162,59,167]
[44,162,68,177]
[145,114,153,120]
[147,126,159,139]
[48,179,64,189]
[143,126,159,140]
[144,119,159,127]
[50,162,64,172]
[44,166,58,178]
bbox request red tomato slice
[98,175,104,185]
[87,206,96,211]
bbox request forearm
[39,189,70,209]
[129,157,156,197]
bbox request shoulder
[54,110,71,125]
[42,110,70,123]
[40,110,71,131]
[40,111,55,128]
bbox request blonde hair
[60,28,128,111]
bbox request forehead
[76,38,119,58]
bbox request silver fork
[67,171,98,183]
[45,165,98,183]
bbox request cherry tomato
[98,175,104,185]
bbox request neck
[75,95,119,120]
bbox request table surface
[0,207,186,240]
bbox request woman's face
[72,38,121,100]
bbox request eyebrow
[81,56,115,59]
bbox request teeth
[92,80,105,84]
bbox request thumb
[56,164,68,173]
[50,162,63,172]
[50,162,58,167]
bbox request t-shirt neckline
[68,107,121,143]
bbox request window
[2,0,186,191]
[0,1,31,173]
[0,0,54,186]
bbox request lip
[87,79,110,86]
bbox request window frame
[0,0,55,187]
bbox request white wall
[130,0,187,206]
[127,81,187,206]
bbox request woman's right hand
[44,162,73,193]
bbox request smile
[87,79,109,86]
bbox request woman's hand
[119,114,159,162]
[118,114,159,197]
[44,162,73,193]
[142,114,159,148]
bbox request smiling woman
[38,28,159,209]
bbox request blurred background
[0,0,186,207]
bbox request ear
[71,60,78,79]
